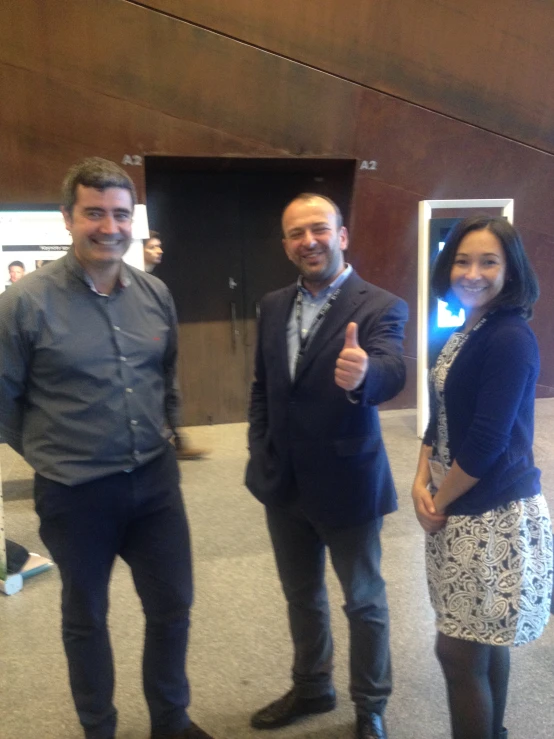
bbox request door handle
[230,301,239,351]
[255,301,261,320]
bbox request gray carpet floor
[1,402,554,739]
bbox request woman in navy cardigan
[411,215,552,739]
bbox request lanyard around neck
[293,286,342,376]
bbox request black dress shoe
[152,722,215,739]
[181,723,215,739]
[250,688,336,729]
[356,712,387,739]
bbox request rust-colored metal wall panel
[518,225,554,395]
[347,173,554,401]
[0,0,359,158]
[0,64,278,203]
[141,0,554,153]
[348,176,420,358]
[352,89,554,237]
[1,0,553,407]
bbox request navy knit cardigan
[423,309,541,516]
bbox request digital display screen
[427,218,464,366]
[436,241,465,328]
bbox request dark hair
[8,260,25,270]
[431,214,539,320]
[61,157,137,215]
[283,193,344,230]
[143,230,160,247]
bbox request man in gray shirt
[0,158,215,739]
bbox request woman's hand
[411,481,447,533]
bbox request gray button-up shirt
[0,248,183,485]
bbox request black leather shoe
[250,688,336,729]
[356,712,387,739]
[152,722,215,739]
[182,723,215,739]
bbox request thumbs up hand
[335,322,369,391]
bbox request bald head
[282,193,343,234]
[281,194,348,294]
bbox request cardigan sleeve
[454,321,538,478]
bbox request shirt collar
[297,263,352,298]
[65,246,131,293]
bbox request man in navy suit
[245,194,408,739]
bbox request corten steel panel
[353,89,554,238]
[0,65,280,203]
[0,0,360,157]
[139,0,554,154]
[518,225,554,396]
[1,0,553,403]
[348,176,420,359]
[347,174,554,402]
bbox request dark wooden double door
[145,158,355,425]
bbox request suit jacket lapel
[272,283,297,383]
[293,271,368,385]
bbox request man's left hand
[335,322,369,391]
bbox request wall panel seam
[125,0,554,157]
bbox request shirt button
[113,325,121,331]
[120,356,127,362]
[126,388,133,393]
[131,419,138,426]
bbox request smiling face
[282,196,348,293]
[450,228,507,319]
[61,185,133,273]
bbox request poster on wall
[0,211,71,294]
[0,206,150,294]
[2,245,71,292]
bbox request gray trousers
[265,504,392,716]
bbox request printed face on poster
[0,206,149,293]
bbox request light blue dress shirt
[287,264,353,379]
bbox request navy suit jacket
[245,270,408,528]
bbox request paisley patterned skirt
[426,494,553,646]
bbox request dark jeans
[266,504,392,716]
[34,445,193,739]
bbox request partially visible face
[61,185,133,271]
[9,265,25,282]
[282,197,348,289]
[450,228,507,314]
[144,237,163,266]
